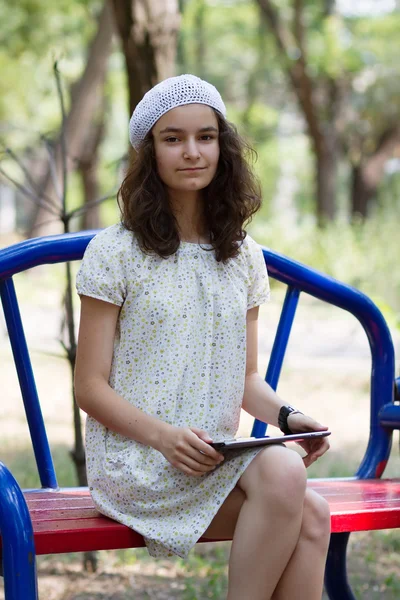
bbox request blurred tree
[0,0,101,128]
[2,0,399,227]
[256,0,342,224]
[255,0,400,222]
[111,0,181,115]
[177,0,189,71]
[342,14,400,218]
[193,0,207,80]
[28,0,114,236]
[350,127,400,218]
[179,0,282,214]
[77,92,108,230]
[242,9,273,134]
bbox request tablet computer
[209,430,331,451]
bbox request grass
[0,443,77,489]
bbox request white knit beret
[129,74,226,150]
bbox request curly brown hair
[117,112,262,262]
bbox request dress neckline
[179,240,213,249]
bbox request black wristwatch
[278,405,302,435]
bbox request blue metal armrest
[0,462,38,599]
[252,247,395,481]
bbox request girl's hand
[287,412,330,468]
[156,425,224,476]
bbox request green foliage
[307,447,360,479]
[176,545,229,599]
[1,0,400,227]
[352,13,400,65]
[336,13,400,156]
[179,0,280,104]
[0,0,101,140]
[251,137,280,216]
[250,204,400,318]
[308,15,364,77]
[0,0,99,56]
[1,443,77,489]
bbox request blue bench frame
[0,230,399,600]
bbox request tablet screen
[210,431,331,451]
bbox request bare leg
[271,489,331,600]
[203,445,307,600]
[203,486,246,539]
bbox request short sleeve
[75,225,127,307]
[245,235,270,310]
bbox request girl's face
[152,104,220,197]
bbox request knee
[301,489,331,549]
[247,447,307,515]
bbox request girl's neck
[169,191,209,243]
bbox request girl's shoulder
[86,222,140,257]
[238,232,265,262]
[76,224,141,304]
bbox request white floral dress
[76,222,270,558]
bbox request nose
[183,137,200,159]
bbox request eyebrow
[158,126,218,135]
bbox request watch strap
[278,405,303,435]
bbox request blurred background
[1,1,400,598]
[0,0,399,316]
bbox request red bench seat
[23,478,400,556]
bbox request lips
[179,167,206,171]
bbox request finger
[177,454,217,474]
[303,441,330,466]
[176,447,217,470]
[308,437,330,453]
[173,439,219,466]
[173,460,209,476]
[299,435,329,454]
[303,454,316,467]
[303,452,320,467]
[312,423,329,431]
[190,427,213,442]
[185,436,222,462]
[311,440,330,459]
[189,429,224,461]
[177,464,212,477]
[184,446,221,466]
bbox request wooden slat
[310,479,400,532]
[30,508,101,521]
[3,479,399,556]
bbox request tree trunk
[176,0,188,71]
[242,10,269,132]
[80,164,102,230]
[350,127,400,220]
[28,0,114,237]
[111,0,181,115]
[194,0,206,79]
[351,165,373,219]
[256,0,342,223]
[315,135,338,224]
[78,99,107,230]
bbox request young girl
[74,74,331,600]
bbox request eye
[200,135,215,141]
[165,136,180,143]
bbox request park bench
[1,230,400,600]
